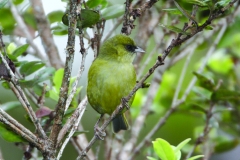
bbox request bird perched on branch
[87,34,144,133]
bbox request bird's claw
[121,97,130,110]
[94,126,106,140]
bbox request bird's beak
[135,46,145,53]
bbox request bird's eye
[125,45,137,52]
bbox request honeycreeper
[87,34,144,133]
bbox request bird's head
[98,34,144,63]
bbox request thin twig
[9,2,47,63]
[56,97,88,160]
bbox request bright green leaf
[0,123,26,142]
[13,0,24,5]
[188,155,204,160]
[147,156,158,160]
[87,0,108,8]
[175,138,191,153]
[153,138,176,160]
[7,43,17,54]
[186,0,208,7]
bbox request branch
[30,0,64,69]
[121,0,159,35]
[49,0,80,144]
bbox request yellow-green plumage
[87,34,144,133]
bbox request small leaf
[214,139,239,153]
[0,123,26,142]
[35,106,53,118]
[175,138,191,153]
[186,0,208,7]
[147,157,158,160]
[20,61,45,76]
[159,24,191,35]
[48,10,64,24]
[162,8,182,15]
[211,89,240,102]
[152,138,175,160]
[173,0,198,26]
[0,102,21,111]
[193,72,215,91]
[12,44,29,58]
[86,0,108,8]
[187,155,204,160]
[62,9,100,28]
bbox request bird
[87,34,144,133]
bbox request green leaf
[175,138,191,153]
[152,138,175,160]
[171,145,181,160]
[173,0,198,26]
[62,9,100,28]
[48,10,64,24]
[159,24,191,35]
[53,68,64,92]
[193,72,215,91]
[187,155,204,160]
[13,0,24,5]
[86,0,108,8]
[147,157,158,160]
[0,0,8,9]
[214,139,239,153]
[0,123,26,142]
[101,4,125,20]
[186,0,208,7]
[20,61,45,76]
[12,44,29,58]
[162,8,182,15]
[0,8,16,33]
[211,89,240,102]
[1,81,10,89]
[22,8,37,30]
[0,102,21,111]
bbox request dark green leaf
[62,9,100,28]
[215,139,239,153]
[20,61,45,76]
[186,0,208,7]
[173,0,198,27]
[211,89,240,101]
[159,24,191,35]
[0,123,26,142]
[193,72,215,91]
[47,10,64,24]
[86,0,108,8]
[162,8,182,15]
[12,44,29,58]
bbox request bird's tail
[112,114,129,133]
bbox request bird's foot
[121,97,130,110]
[94,125,106,140]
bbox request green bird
[87,34,144,133]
